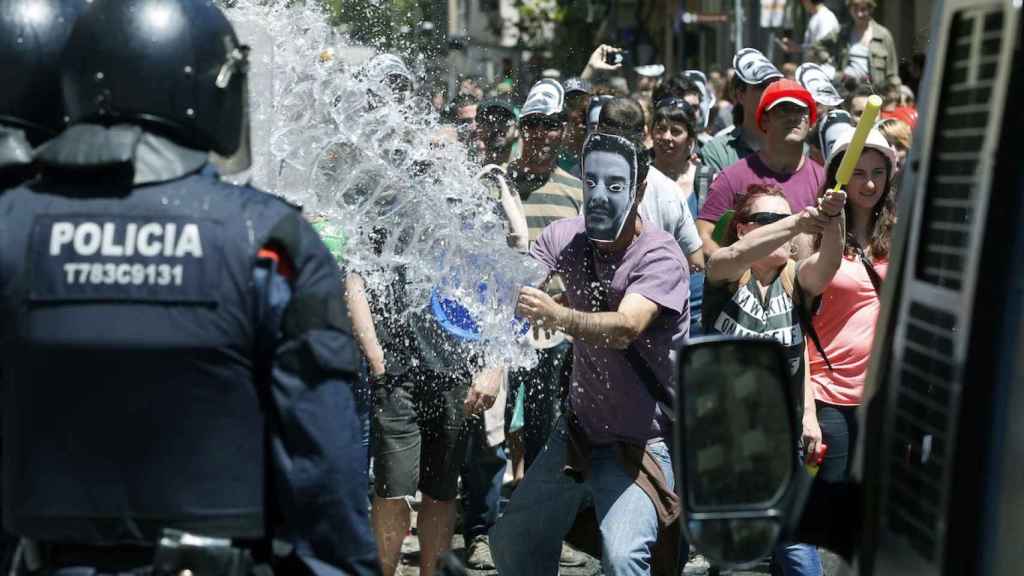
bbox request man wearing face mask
[491,132,689,576]
[595,97,703,271]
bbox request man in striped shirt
[503,78,587,567]
[506,80,585,242]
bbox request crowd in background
[0,0,926,575]
[350,1,918,575]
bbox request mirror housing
[673,336,812,568]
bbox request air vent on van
[915,8,1004,291]
[881,4,1007,570]
[885,302,957,562]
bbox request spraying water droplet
[224,0,546,370]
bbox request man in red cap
[697,79,825,258]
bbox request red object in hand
[806,443,828,476]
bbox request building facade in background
[429,0,934,97]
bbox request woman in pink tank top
[798,114,898,544]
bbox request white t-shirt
[804,5,840,47]
[845,43,871,81]
[639,166,702,256]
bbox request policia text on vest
[33,215,216,302]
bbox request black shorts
[371,367,472,501]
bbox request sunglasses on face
[521,117,564,131]
[742,212,790,225]
[770,105,810,119]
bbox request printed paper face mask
[520,79,565,117]
[582,133,641,243]
[586,95,613,138]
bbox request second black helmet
[60,0,248,157]
[0,0,86,146]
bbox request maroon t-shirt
[698,153,824,223]
[531,216,689,444]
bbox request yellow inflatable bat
[832,94,883,193]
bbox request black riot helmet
[60,0,249,159]
[0,0,86,147]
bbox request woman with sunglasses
[704,182,846,576]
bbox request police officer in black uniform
[0,2,87,571]
[0,1,379,575]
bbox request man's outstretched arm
[516,287,659,350]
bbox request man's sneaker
[465,535,496,570]
[683,552,711,575]
[559,543,586,567]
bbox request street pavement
[389,493,851,575]
[395,523,849,575]
[395,506,781,576]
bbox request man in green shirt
[699,48,783,173]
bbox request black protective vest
[0,167,296,544]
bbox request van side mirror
[674,336,810,568]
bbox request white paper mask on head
[586,95,614,138]
[797,63,844,108]
[684,70,716,129]
[582,133,642,243]
[520,79,565,117]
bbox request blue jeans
[689,271,705,337]
[460,417,508,541]
[686,192,705,338]
[774,542,822,575]
[490,416,673,576]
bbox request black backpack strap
[693,163,715,214]
[793,263,834,372]
[850,240,883,294]
[624,345,673,407]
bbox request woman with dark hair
[799,117,897,549]
[651,98,699,202]
[705,182,846,576]
[650,98,705,335]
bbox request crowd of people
[368,1,917,574]
[0,0,919,576]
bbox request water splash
[226,1,544,369]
